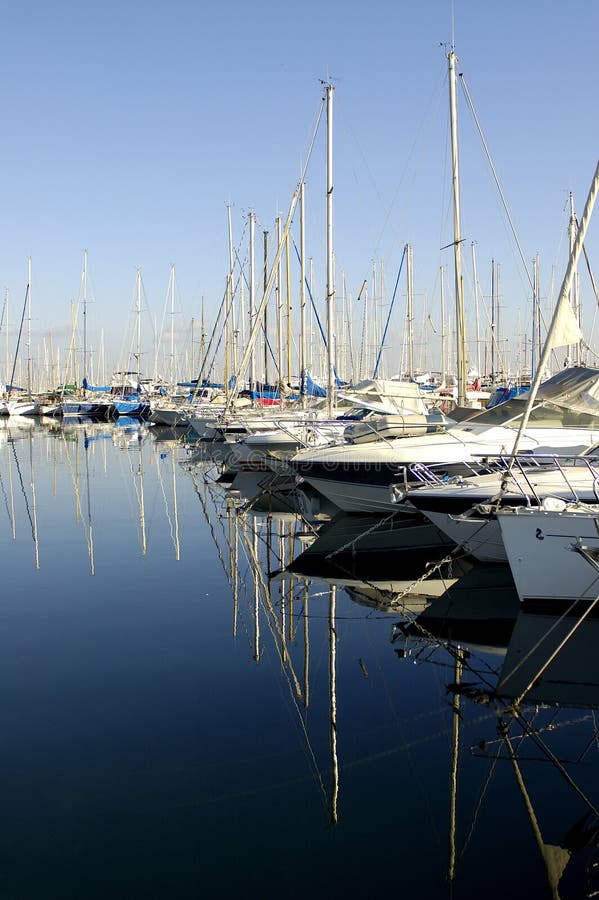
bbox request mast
[276,215,283,393]
[531,253,541,379]
[135,268,142,383]
[169,264,176,387]
[27,257,32,396]
[447,49,467,406]
[406,243,414,379]
[200,297,206,369]
[227,205,237,376]
[3,288,9,397]
[568,192,581,365]
[263,229,269,385]
[471,242,481,378]
[82,249,88,395]
[286,230,292,388]
[497,262,502,380]
[300,181,307,408]
[325,81,335,418]
[248,211,256,393]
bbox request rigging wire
[459,73,535,297]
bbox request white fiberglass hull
[291,422,599,515]
[497,503,599,610]
[419,511,506,562]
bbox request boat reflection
[1,419,188,570]
[391,563,599,899]
[5,423,599,895]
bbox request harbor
[2,2,599,896]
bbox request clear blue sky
[2,0,598,382]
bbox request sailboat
[59,250,113,420]
[109,270,151,419]
[6,259,39,417]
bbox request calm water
[1,417,598,899]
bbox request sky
[1,0,598,385]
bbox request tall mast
[227,206,237,375]
[325,81,335,418]
[263,229,269,384]
[471,242,481,378]
[497,262,502,379]
[568,192,581,365]
[532,253,541,379]
[300,181,307,408]
[82,249,88,395]
[406,243,414,379]
[169,265,175,390]
[4,288,9,396]
[200,297,206,368]
[248,211,256,393]
[169,264,176,386]
[286,231,292,387]
[276,215,283,391]
[448,49,467,406]
[27,256,32,395]
[135,268,142,382]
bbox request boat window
[464,398,529,425]
[526,403,599,428]
[471,399,599,428]
[337,406,372,421]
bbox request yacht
[289,367,599,515]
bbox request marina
[1,2,599,896]
[2,416,599,898]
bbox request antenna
[451,0,456,51]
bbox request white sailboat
[7,258,39,417]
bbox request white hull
[291,367,599,514]
[408,460,599,563]
[421,510,506,562]
[149,407,190,427]
[7,399,38,416]
[297,475,398,515]
[497,504,599,608]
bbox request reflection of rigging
[186,464,341,826]
[5,427,40,568]
[393,580,599,897]
[63,429,95,575]
[155,447,181,561]
[0,428,16,539]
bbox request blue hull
[112,399,151,418]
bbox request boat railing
[472,452,599,506]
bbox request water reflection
[2,420,599,897]
[193,440,599,897]
[391,568,599,898]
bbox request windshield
[466,399,599,429]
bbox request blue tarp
[486,384,531,409]
[301,372,326,397]
[83,378,111,392]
